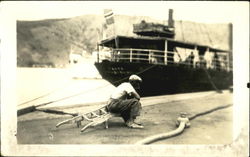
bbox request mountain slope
[17,14,231,67]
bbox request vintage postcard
[1,1,249,156]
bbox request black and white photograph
[0,1,249,156]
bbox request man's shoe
[127,122,144,129]
[133,121,142,126]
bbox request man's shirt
[110,82,136,100]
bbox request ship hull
[95,61,233,97]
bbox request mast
[228,23,233,71]
[103,9,118,48]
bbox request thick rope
[188,104,232,120]
[136,117,189,145]
[35,108,78,117]
[18,64,157,116]
[202,67,222,93]
[35,64,157,107]
[18,81,74,106]
[136,104,232,144]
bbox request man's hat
[129,75,142,82]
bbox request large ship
[94,9,233,97]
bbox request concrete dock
[17,90,233,144]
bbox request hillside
[17,14,231,67]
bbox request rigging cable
[202,67,222,93]
[179,20,185,42]
[198,23,222,93]
[202,24,214,47]
[18,25,96,107]
[18,64,157,116]
[18,80,75,106]
[35,63,157,107]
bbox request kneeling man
[106,74,143,129]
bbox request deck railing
[98,48,232,71]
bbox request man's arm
[125,82,140,100]
[129,91,140,100]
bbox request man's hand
[129,92,140,100]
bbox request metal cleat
[175,112,190,128]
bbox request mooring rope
[188,104,232,120]
[135,116,189,145]
[135,104,232,144]
[18,81,75,106]
[18,64,157,116]
[202,67,222,93]
[35,108,78,117]
[37,64,157,107]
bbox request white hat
[129,75,142,82]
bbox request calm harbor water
[17,67,115,109]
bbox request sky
[1,1,249,24]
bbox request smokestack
[168,9,174,28]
